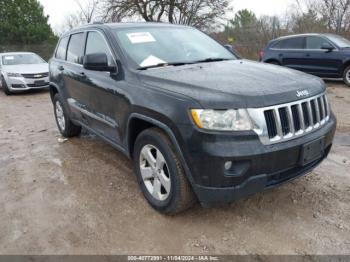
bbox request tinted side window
[273,37,305,49]
[67,33,84,64]
[56,36,69,60]
[85,31,113,64]
[306,36,331,49]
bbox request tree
[224,9,260,58]
[303,0,350,34]
[0,0,56,45]
[60,0,101,33]
[290,9,327,33]
[102,0,229,30]
[75,0,100,24]
[229,9,257,28]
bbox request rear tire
[343,66,350,87]
[1,75,12,95]
[53,94,81,137]
[133,128,196,215]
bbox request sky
[38,0,299,31]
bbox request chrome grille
[21,72,49,78]
[248,93,330,145]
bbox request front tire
[1,75,12,95]
[133,128,196,214]
[343,66,350,87]
[53,94,81,137]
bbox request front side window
[113,27,236,68]
[306,36,332,49]
[274,37,305,49]
[2,53,45,65]
[67,33,84,64]
[56,36,69,60]
[85,31,113,65]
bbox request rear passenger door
[62,32,89,121]
[274,37,307,71]
[303,36,342,77]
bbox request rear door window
[273,37,305,49]
[306,36,332,49]
[67,33,85,64]
[56,36,69,60]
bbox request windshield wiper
[138,58,232,70]
[191,58,232,64]
[138,62,190,70]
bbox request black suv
[49,23,336,214]
[260,33,350,86]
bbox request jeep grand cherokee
[49,23,336,214]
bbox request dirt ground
[0,81,350,255]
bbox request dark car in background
[260,33,350,86]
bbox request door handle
[58,65,64,71]
[278,54,283,57]
[306,53,311,57]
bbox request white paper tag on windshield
[4,56,14,60]
[127,32,156,44]
[140,55,166,67]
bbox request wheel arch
[49,82,60,102]
[126,113,196,185]
[265,59,281,65]
[341,59,350,75]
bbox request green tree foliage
[291,9,328,33]
[229,9,257,29]
[224,9,261,58]
[0,0,57,45]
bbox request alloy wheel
[139,144,171,201]
[55,100,66,131]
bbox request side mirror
[321,42,334,51]
[83,53,117,72]
[224,44,241,58]
[224,44,234,53]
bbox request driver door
[80,30,123,144]
[303,36,342,77]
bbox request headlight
[7,72,22,77]
[191,109,253,131]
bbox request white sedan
[0,52,49,95]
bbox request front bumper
[179,113,336,207]
[4,75,49,91]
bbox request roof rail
[92,21,104,24]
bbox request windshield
[327,34,350,48]
[113,27,236,68]
[2,53,45,66]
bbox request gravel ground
[0,82,349,255]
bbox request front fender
[125,112,196,186]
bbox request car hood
[138,60,326,108]
[2,63,49,74]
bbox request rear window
[67,33,85,64]
[56,36,69,60]
[273,37,305,49]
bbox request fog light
[224,161,232,170]
[12,84,25,88]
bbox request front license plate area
[300,137,325,166]
[34,80,45,86]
